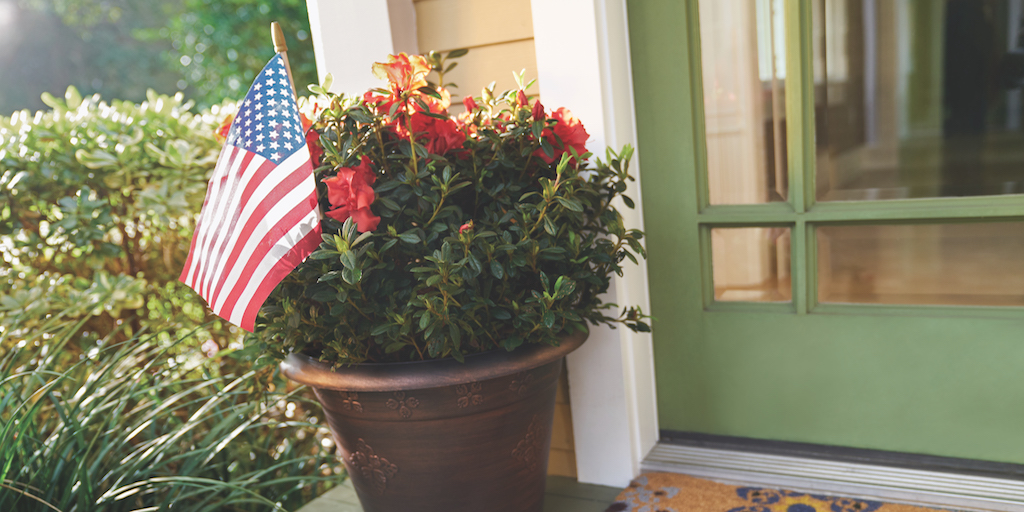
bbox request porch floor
[296,475,622,512]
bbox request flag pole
[271,21,298,97]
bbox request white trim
[304,0,417,95]
[531,0,658,488]
[643,443,1024,512]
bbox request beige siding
[414,0,539,105]
[413,0,575,478]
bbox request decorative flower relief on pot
[455,382,484,408]
[385,391,420,418]
[341,392,363,413]
[509,372,534,396]
[349,438,398,495]
[512,414,546,471]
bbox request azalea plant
[252,51,649,365]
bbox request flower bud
[463,95,478,112]
[532,100,545,121]
[517,89,528,107]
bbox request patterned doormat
[605,473,955,512]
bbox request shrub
[252,53,649,365]
[0,86,230,346]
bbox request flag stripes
[180,53,322,332]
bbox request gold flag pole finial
[271,21,297,96]
[271,21,288,53]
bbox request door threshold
[642,442,1024,512]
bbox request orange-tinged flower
[323,156,380,232]
[372,53,430,94]
[533,107,589,165]
[216,114,234,142]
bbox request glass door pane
[817,221,1024,306]
[699,0,788,204]
[813,0,1024,201]
[712,226,792,302]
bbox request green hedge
[0,86,231,344]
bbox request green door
[628,0,1024,463]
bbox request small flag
[180,53,322,332]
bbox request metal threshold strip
[642,443,1024,512]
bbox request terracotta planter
[280,330,586,512]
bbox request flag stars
[271,152,281,160]
[270,141,280,150]
[284,141,293,151]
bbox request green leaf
[490,261,504,279]
[555,197,583,212]
[492,308,512,320]
[502,335,524,352]
[318,271,344,282]
[340,251,358,269]
[308,250,339,260]
[446,48,469,58]
[543,216,556,235]
[341,267,362,284]
[543,311,556,329]
[399,232,421,244]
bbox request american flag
[180,53,322,332]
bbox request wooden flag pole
[271,21,298,97]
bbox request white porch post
[531,0,659,488]
[305,0,417,95]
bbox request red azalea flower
[463,95,478,112]
[305,128,324,167]
[459,221,473,234]
[410,112,465,156]
[517,89,529,107]
[323,155,381,232]
[532,107,589,165]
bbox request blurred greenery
[0,0,318,115]
[0,86,231,345]
[0,86,343,510]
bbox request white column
[305,0,418,95]
[531,0,658,488]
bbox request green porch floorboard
[296,475,622,512]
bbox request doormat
[605,473,956,512]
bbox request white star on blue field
[225,54,305,165]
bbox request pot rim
[280,329,587,392]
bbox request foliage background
[0,0,318,115]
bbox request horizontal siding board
[440,39,538,104]
[415,0,533,52]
